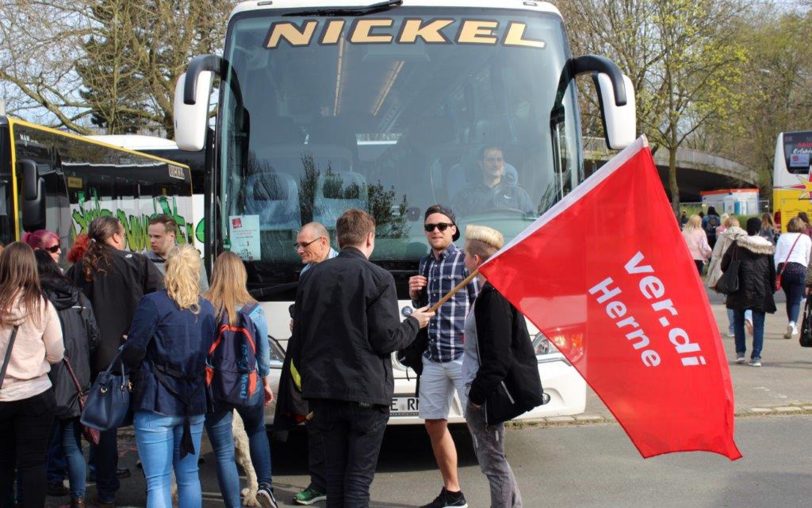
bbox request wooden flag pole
[428,269,479,313]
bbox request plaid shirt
[413,243,479,362]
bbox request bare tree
[0,0,235,134]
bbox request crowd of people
[1,205,546,508]
[683,206,811,367]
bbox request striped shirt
[413,243,479,362]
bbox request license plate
[390,396,419,416]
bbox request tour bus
[172,0,637,424]
[773,130,812,231]
[0,116,195,258]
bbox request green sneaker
[294,486,327,505]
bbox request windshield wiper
[282,0,402,17]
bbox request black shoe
[420,487,468,508]
[47,482,69,496]
[116,467,131,479]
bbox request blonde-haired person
[774,217,812,339]
[461,225,544,508]
[204,251,277,508]
[122,245,216,508]
[682,215,712,274]
[0,242,64,508]
[707,217,748,337]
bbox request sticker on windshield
[265,18,545,49]
[229,215,261,261]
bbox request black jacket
[68,248,163,373]
[469,283,545,425]
[291,247,420,406]
[721,235,777,313]
[43,276,99,418]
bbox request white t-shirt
[774,232,812,268]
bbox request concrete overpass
[583,137,758,202]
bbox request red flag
[479,137,742,460]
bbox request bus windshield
[217,8,582,296]
[781,131,812,176]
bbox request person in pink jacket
[0,242,64,508]
[683,214,712,274]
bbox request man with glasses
[452,145,534,216]
[288,222,336,505]
[296,222,338,275]
[409,205,478,508]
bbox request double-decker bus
[172,0,637,424]
[773,130,812,231]
[0,117,195,258]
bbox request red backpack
[205,303,260,407]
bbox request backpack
[206,303,261,408]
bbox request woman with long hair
[682,214,712,274]
[0,242,64,508]
[122,245,216,508]
[67,216,163,507]
[35,250,98,508]
[759,213,779,244]
[204,252,277,508]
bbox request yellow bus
[0,116,194,260]
[772,130,812,231]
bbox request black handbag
[801,300,812,348]
[715,244,740,295]
[81,347,131,431]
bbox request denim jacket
[123,290,216,416]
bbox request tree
[561,0,748,211]
[0,0,235,134]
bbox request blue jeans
[734,309,765,359]
[54,418,86,499]
[780,267,806,324]
[46,423,67,485]
[205,401,272,508]
[134,411,205,508]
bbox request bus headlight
[532,331,557,358]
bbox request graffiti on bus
[71,192,197,252]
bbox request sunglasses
[45,244,61,253]
[424,222,453,233]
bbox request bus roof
[87,134,179,151]
[232,0,562,17]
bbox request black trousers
[310,399,389,508]
[0,388,56,508]
[307,421,327,492]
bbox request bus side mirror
[20,159,46,231]
[593,73,636,150]
[174,70,214,151]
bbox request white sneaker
[735,355,746,364]
[785,323,795,340]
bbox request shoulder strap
[240,302,259,317]
[779,234,803,277]
[0,326,20,390]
